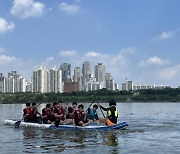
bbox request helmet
[108,99,116,106]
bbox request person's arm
[41,109,47,119]
[54,108,63,118]
[100,105,108,111]
[68,107,74,117]
[73,113,76,127]
[95,113,99,120]
[23,109,27,118]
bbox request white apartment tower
[73,67,82,82]
[95,63,106,88]
[105,73,115,91]
[32,66,48,93]
[49,67,62,93]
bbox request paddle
[14,102,42,128]
[86,96,96,112]
[97,98,106,118]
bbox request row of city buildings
[0,61,118,93]
[122,78,170,91]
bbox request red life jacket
[56,107,65,120]
[31,107,38,118]
[24,107,32,118]
[75,110,85,122]
[43,108,51,118]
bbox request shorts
[106,119,115,126]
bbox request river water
[0,102,180,154]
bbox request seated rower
[23,102,33,122]
[53,101,65,126]
[42,104,54,124]
[63,101,77,125]
[82,104,99,126]
[98,99,118,126]
[73,104,86,127]
[31,102,42,124]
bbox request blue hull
[4,120,128,131]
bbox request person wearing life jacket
[23,102,33,122]
[73,104,86,127]
[63,101,77,125]
[82,104,99,126]
[54,101,65,125]
[31,102,42,123]
[98,99,118,126]
[42,104,54,124]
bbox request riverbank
[0,88,180,103]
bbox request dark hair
[53,102,57,106]
[58,101,63,104]
[72,102,77,105]
[26,103,30,106]
[108,99,116,106]
[78,104,84,109]
[32,102,36,106]
[93,104,98,109]
[46,104,51,108]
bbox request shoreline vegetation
[0,88,180,104]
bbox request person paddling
[23,102,32,122]
[98,99,118,126]
[54,101,65,126]
[73,104,86,127]
[63,101,77,125]
[42,104,54,124]
[82,104,99,126]
[31,102,42,123]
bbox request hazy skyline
[0,0,180,87]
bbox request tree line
[0,88,180,103]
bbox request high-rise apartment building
[32,66,48,93]
[49,66,62,93]
[73,67,81,82]
[60,63,71,82]
[95,63,106,88]
[3,71,26,93]
[0,73,4,93]
[105,73,115,91]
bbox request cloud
[11,0,45,18]
[152,30,176,41]
[0,55,22,66]
[85,51,101,57]
[158,65,180,80]
[46,56,54,62]
[0,18,15,34]
[58,2,80,14]
[59,50,77,57]
[140,56,168,67]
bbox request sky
[0,0,180,88]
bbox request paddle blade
[14,120,21,128]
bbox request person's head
[46,104,51,108]
[93,104,98,111]
[26,102,30,107]
[58,101,63,108]
[53,102,58,108]
[78,104,84,112]
[53,102,57,106]
[32,102,36,106]
[108,99,116,106]
[72,102,77,108]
